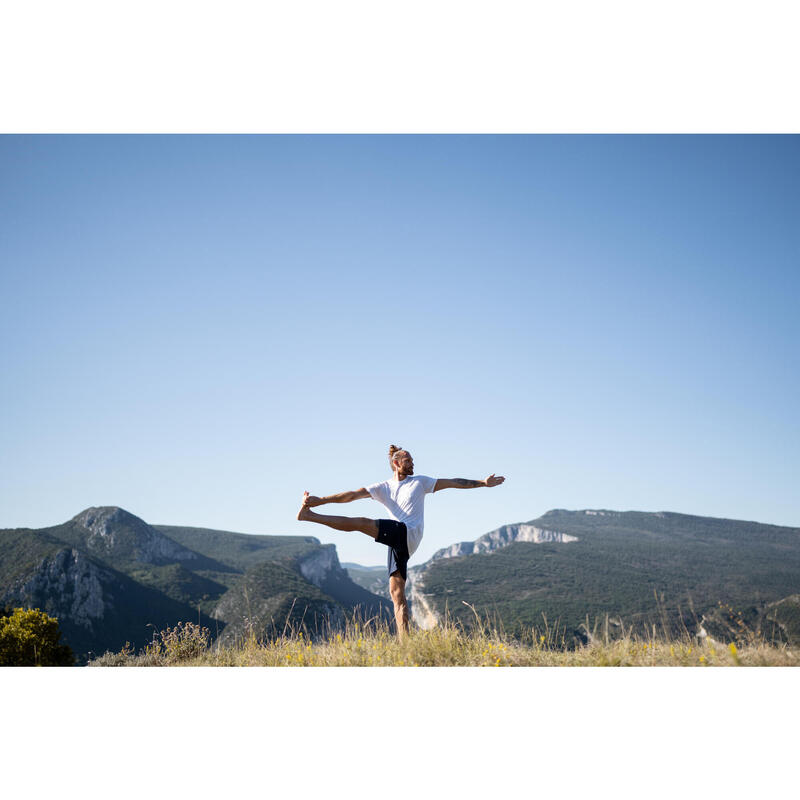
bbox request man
[297,445,505,637]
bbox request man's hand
[303,494,325,507]
[485,474,505,488]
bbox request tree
[0,608,75,666]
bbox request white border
[1,667,797,798]
[1,1,798,132]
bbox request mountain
[406,509,800,646]
[0,508,392,661]
[342,563,391,599]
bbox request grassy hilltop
[90,613,800,667]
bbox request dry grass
[89,610,800,667]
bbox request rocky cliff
[1,547,111,633]
[71,507,199,565]
[428,522,579,563]
[298,544,347,589]
[407,567,439,629]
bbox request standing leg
[389,572,409,639]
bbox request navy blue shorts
[376,519,409,581]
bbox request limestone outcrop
[1,548,111,632]
[428,523,578,564]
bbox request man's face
[395,451,414,475]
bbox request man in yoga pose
[297,445,505,638]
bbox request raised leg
[389,573,409,638]
[297,493,378,539]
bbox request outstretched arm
[303,487,370,507]
[433,474,505,492]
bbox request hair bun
[388,444,405,471]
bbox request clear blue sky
[2,135,798,565]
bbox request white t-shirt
[365,474,437,556]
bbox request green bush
[0,607,74,666]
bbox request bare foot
[297,491,313,521]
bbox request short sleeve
[366,480,388,503]
[419,475,437,494]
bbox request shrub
[142,621,211,664]
[0,607,74,666]
[90,642,136,667]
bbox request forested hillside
[408,509,800,646]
